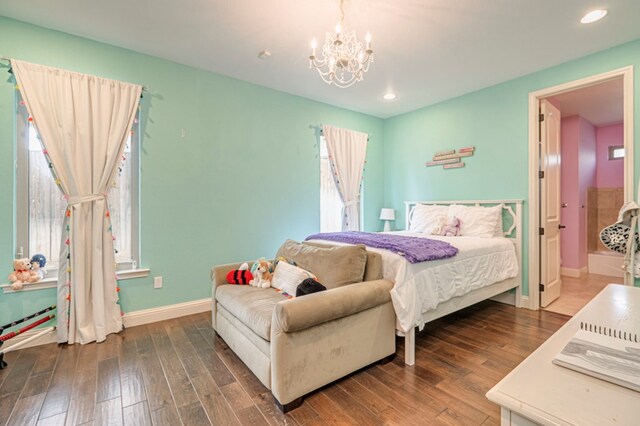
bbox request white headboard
[404,199,524,263]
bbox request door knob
[561,203,568,208]
[559,225,566,229]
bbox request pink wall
[596,123,624,188]
[578,118,596,268]
[560,116,596,270]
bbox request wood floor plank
[181,323,236,388]
[252,392,299,426]
[94,397,123,426]
[148,323,200,409]
[36,412,67,426]
[177,400,212,426]
[31,344,61,376]
[39,344,81,420]
[7,392,46,426]
[220,382,254,412]
[149,404,181,426]
[286,398,319,425]
[0,392,20,424]
[96,358,121,403]
[189,373,241,426]
[122,401,151,426]
[20,371,54,399]
[235,405,269,426]
[323,383,381,426]
[118,338,146,408]
[163,320,241,426]
[66,395,96,426]
[135,331,175,413]
[0,347,40,397]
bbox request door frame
[527,66,634,311]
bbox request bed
[308,199,523,365]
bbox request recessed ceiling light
[580,9,608,24]
[383,93,397,100]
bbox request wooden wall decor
[426,146,475,169]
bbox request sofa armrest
[273,279,393,333]
[211,262,255,288]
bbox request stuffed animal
[30,254,47,281]
[8,258,39,291]
[250,259,273,288]
[226,269,253,284]
[441,216,462,237]
[432,216,448,236]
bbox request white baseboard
[122,298,212,328]
[1,298,213,352]
[520,295,533,310]
[561,267,587,278]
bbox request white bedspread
[309,231,519,332]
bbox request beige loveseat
[211,241,396,412]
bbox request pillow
[447,204,501,238]
[271,261,316,297]
[409,204,448,233]
[275,239,367,289]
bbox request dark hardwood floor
[0,301,568,425]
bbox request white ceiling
[553,78,623,127]
[1,1,639,118]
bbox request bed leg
[405,328,415,366]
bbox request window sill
[1,268,150,294]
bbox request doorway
[527,67,634,313]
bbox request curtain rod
[0,55,148,93]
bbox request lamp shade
[380,208,395,221]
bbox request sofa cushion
[276,240,367,289]
[303,241,382,281]
[215,285,283,341]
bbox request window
[608,145,624,160]
[16,94,140,278]
[319,136,343,232]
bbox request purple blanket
[305,231,458,264]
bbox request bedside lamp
[380,208,395,232]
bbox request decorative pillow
[447,204,501,238]
[275,239,367,289]
[409,204,449,233]
[271,261,316,297]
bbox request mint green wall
[0,17,385,325]
[383,38,640,295]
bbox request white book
[552,322,640,392]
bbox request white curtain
[322,125,368,231]
[12,60,141,344]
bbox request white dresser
[486,284,640,426]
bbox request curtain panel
[12,59,142,344]
[322,125,368,231]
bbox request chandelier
[309,0,373,88]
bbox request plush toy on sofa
[250,259,273,288]
[226,262,254,285]
[8,258,39,291]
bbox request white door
[540,99,562,308]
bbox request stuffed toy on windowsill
[30,254,47,281]
[8,258,40,291]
